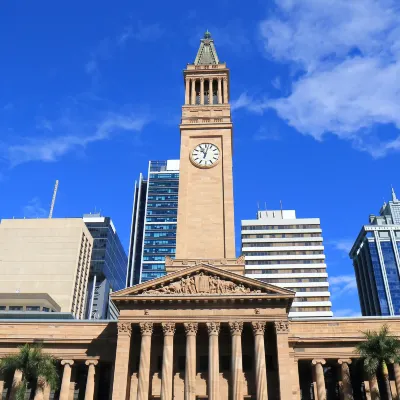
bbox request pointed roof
[194,31,220,65]
[112,263,294,301]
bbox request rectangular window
[9,306,23,311]
[26,306,40,311]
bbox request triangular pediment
[112,263,294,299]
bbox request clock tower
[167,31,243,274]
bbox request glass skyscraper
[83,214,128,319]
[350,188,400,316]
[127,160,179,285]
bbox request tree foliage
[0,344,59,400]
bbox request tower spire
[392,185,398,201]
[194,31,220,65]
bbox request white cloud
[23,197,47,218]
[244,0,400,157]
[328,238,354,255]
[329,274,358,299]
[4,113,148,167]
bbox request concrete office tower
[83,214,128,320]
[350,188,400,316]
[127,160,180,285]
[242,209,333,317]
[0,218,93,319]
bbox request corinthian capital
[117,322,132,336]
[206,322,220,336]
[251,321,266,335]
[139,322,153,336]
[184,322,198,336]
[274,320,289,333]
[162,322,176,336]
[229,321,243,336]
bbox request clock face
[191,143,220,168]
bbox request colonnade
[0,359,98,400]
[310,358,400,400]
[184,76,228,105]
[113,320,289,400]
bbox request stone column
[200,78,205,105]
[217,78,222,104]
[34,376,48,400]
[275,321,292,400]
[223,77,228,104]
[111,322,132,400]
[207,322,221,400]
[9,369,23,400]
[312,359,326,400]
[229,321,244,400]
[251,322,268,400]
[60,360,74,400]
[209,78,214,105]
[185,77,190,105]
[394,363,400,400]
[368,373,380,400]
[338,359,353,400]
[161,322,176,400]
[84,360,98,400]
[191,78,196,105]
[0,371,5,400]
[184,323,198,400]
[137,322,153,400]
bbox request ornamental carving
[274,320,289,333]
[206,322,220,336]
[139,322,153,336]
[140,272,262,296]
[251,321,266,335]
[162,322,176,336]
[184,323,199,336]
[229,321,243,336]
[117,323,132,336]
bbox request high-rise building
[242,209,333,317]
[0,218,93,319]
[350,188,400,316]
[127,160,179,285]
[83,214,128,319]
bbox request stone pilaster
[312,359,326,400]
[217,78,222,104]
[209,78,213,104]
[184,323,198,400]
[137,322,153,400]
[275,320,292,400]
[112,322,132,400]
[338,359,353,400]
[34,376,48,400]
[84,360,98,400]
[185,77,190,105]
[229,321,244,400]
[207,322,221,400]
[161,322,176,400]
[251,322,268,400]
[60,360,74,400]
[0,371,4,400]
[223,77,228,103]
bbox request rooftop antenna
[264,202,267,210]
[280,200,283,218]
[49,180,59,219]
[392,185,398,202]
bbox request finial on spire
[392,185,398,201]
[204,30,211,39]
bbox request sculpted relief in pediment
[140,272,262,296]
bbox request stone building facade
[1,32,400,400]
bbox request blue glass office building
[127,160,179,285]
[83,214,128,319]
[350,189,400,316]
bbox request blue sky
[1,0,400,317]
